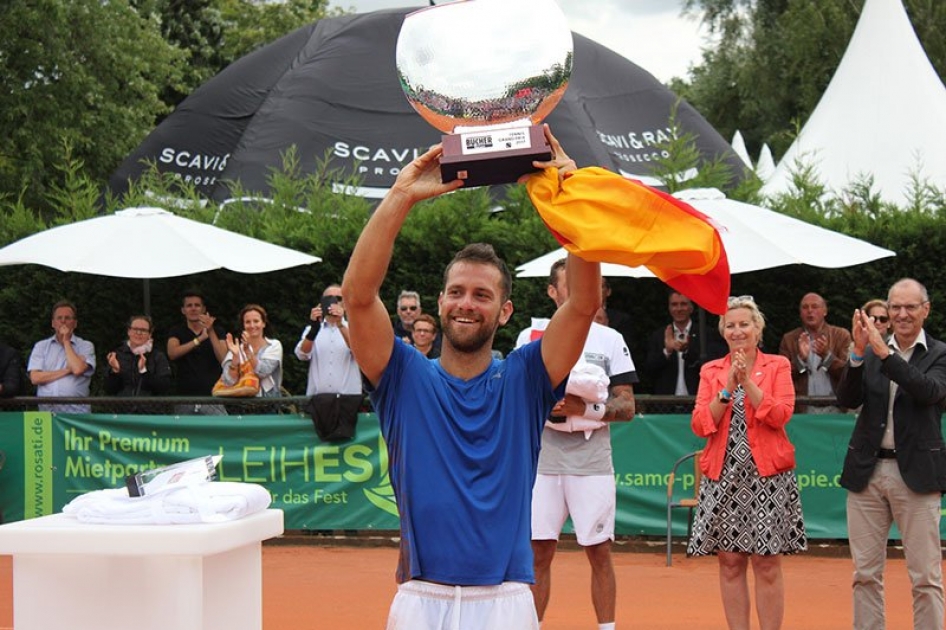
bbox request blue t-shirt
[370,339,562,586]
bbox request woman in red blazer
[688,296,807,630]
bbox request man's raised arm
[521,126,601,387]
[540,254,601,387]
[341,146,463,385]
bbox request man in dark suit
[644,291,724,396]
[836,278,946,630]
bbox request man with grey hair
[779,292,851,412]
[837,278,946,630]
[393,290,422,344]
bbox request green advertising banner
[0,411,941,539]
[0,411,399,529]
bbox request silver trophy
[396,0,574,187]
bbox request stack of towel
[63,481,272,525]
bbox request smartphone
[320,295,340,314]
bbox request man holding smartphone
[294,284,361,399]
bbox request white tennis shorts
[385,580,538,630]
[531,473,616,546]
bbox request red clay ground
[0,544,921,629]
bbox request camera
[320,295,340,314]
[675,331,688,342]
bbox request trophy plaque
[396,0,574,187]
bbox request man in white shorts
[343,129,601,630]
[517,259,638,630]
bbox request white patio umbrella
[0,206,321,313]
[516,188,895,278]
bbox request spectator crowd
[0,122,940,630]
[0,287,873,413]
[0,256,938,630]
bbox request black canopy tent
[109,8,745,203]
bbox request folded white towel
[565,362,609,403]
[546,362,610,439]
[62,481,272,525]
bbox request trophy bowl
[396,0,574,186]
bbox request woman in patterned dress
[688,296,807,630]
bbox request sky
[327,0,712,83]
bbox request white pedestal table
[0,508,284,630]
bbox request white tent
[761,0,946,206]
[755,144,776,183]
[731,130,753,169]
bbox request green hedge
[2,156,944,396]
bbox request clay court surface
[0,542,921,629]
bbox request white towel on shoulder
[62,481,272,525]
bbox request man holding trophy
[343,6,602,627]
[342,126,598,628]
[340,1,730,627]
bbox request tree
[0,0,185,211]
[216,0,335,65]
[132,0,228,108]
[679,0,946,160]
[0,0,337,214]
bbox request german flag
[526,166,730,315]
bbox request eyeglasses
[887,302,927,314]
[412,328,435,334]
[128,327,151,334]
[727,295,755,306]
[399,305,418,312]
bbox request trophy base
[440,125,551,187]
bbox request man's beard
[442,313,498,354]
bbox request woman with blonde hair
[688,296,807,630]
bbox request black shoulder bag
[304,393,363,442]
